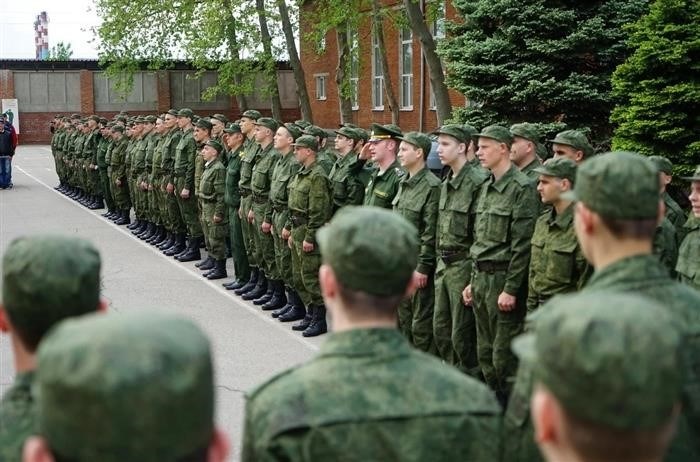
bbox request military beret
[195,118,213,130]
[477,125,514,146]
[254,117,279,132]
[513,291,682,431]
[532,157,577,184]
[510,122,542,143]
[36,311,215,462]
[241,109,262,120]
[167,109,179,117]
[318,206,418,297]
[369,123,402,142]
[292,134,319,151]
[648,155,673,175]
[334,126,361,141]
[548,130,594,158]
[682,165,700,181]
[561,151,659,219]
[2,235,101,347]
[397,131,432,157]
[144,115,157,124]
[211,113,229,124]
[178,108,195,118]
[304,124,327,139]
[204,139,224,153]
[223,122,242,134]
[283,122,303,141]
[434,124,470,143]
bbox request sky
[0,0,100,59]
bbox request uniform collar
[487,163,518,193]
[586,254,669,289]
[319,328,411,358]
[401,166,428,186]
[548,203,574,228]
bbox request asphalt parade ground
[0,145,323,461]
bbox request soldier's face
[334,134,353,153]
[226,132,243,149]
[87,120,98,129]
[155,119,164,133]
[193,126,210,143]
[177,116,190,128]
[202,145,217,162]
[510,137,533,165]
[690,181,700,218]
[398,141,423,170]
[477,138,508,170]
[537,175,564,205]
[552,144,583,164]
[165,115,177,128]
[437,134,465,167]
[294,146,310,164]
[142,122,154,134]
[240,117,254,135]
[369,139,392,163]
[255,126,271,143]
[274,127,293,150]
[211,119,224,137]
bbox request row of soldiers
[1,171,699,461]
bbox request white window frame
[314,74,327,101]
[399,26,413,110]
[371,30,384,111]
[349,31,360,111]
[429,1,446,111]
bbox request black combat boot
[290,305,312,329]
[206,260,227,280]
[89,196,104,210]
[114,210,131,225]
[158,232,174,250]
[127,218,140,230]
[234,268,259,295]
[152,226,167,245]
[222,278,245,290]
[141,222,157,240]
[303,305,328,337]
[174,235,192,259]
[177,237,202,262]
[272,287,299,318]
[241,270,267,300]
[196,256,215,270]
[253,278,275,306]
[261,280,287,311]
[164,234,186,256]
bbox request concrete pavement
[0,145,322,461]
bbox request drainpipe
[418,0,425,132]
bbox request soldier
[96,120,116,218]
[285,135,332,337]
[328,126,365,214]
[392,131,440,353]
[649,155,688,241]
[132,116,157,239]
[515,292,682,462]
[433,124,488,374]
[509,123,543,181]
[210,113,228,143]
[265,123,302,314]
[359,123,404,208]
[676,165,700,290]
[527,158,591,313]
[0,235,105,460]
[196,140,229,279]
[191,118,214,269]
[162,109,188,256]
[462,125,539,402]
[23,312,229,462]
[108,125,132,225]
[145,115,168,246]
[82,115,104,209]
[504,152,700,462]
[548,129,594,164]
[304,124,335,170]
[242,207,502,461]
[221,123,251,291]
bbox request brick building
[0,60,300,144]
[300,0,466,132]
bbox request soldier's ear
[206,428,230,462]
[22,436,56,462]
[0,307,8,333]
[531,386,559,446]
[657,200,665,227]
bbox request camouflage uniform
[676,166,700,290]
[363,158,404,209]
[0,371,36,462]
[239,138,260,272]
[328,127,365,214]
[199,141,228,262]
[173,117,203,241]
[654,216,679,275]
[223,125,250,283]
[109,130,131,213]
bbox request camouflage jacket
[286,161,331,245]
[109,137,129,179]
[224,146,244,207]
[328,152,365,213]
[665,191,688,241]
[173,128,197,190]
[199,159,227,222]
[677,217,700,290]
[653,216,679,277]
[242,329,502,462]
[0,371,36,462]
[250,143,279,222]
[520,157,542,183]
[363,159,404,209]
[161,128,182,185]
[238,138,260,194]
[269,151,299,212]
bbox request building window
[429,87,437,110]
[431,1,446,40]
[315,74,327,100]
[400,26,413,110]
[372,30,384,110]
[350,31,359,110]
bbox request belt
[475,260,510,273]
[439,250,468,265]
[239,188,251,198]
[252,194,268,204]
[272,204,286,213]
[290,215,308,226]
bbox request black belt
[475,260,510,273]
[290,215,308,226]
[439,250,468,265]
[252,195,268,204]
[239,188,251,198]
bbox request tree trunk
[277,0,313,123]
[223,0,248,112]
[256,0,283,119]
[336,25,354,125]
[372,0,399,124]
[403,0,451,125]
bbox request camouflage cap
[35,311,214,462]
[369,123,402,142]
[241,109,262,121]
[99,117,108,125]
[434,124,469,143]
[195,118,213,130]
[254,117,279,132]
[561,151,659,219]
[510,122,542,143]
[133,116,145,124]
[204,139,224,153]
[166,108,179,117]
[513,291,682,431]
[397,131,432,157]
[317,206,418,296]
[334,126,361,141]
[2,235,101,346]
[111,125,125,133]
[177,108,195,118]
[283,122,303,141]
[532,157,577,184]
[292,134,318,151]
[211,113,229,124]
[355,127,370,142]
[143,115,157,124]
[682,165,700,181]
[223,122,242,134]
[304,124,327,139]
[648,155,673,175]
[340,122,359,129]
[462,123,479,141]
[70,113,81,120]
[477,125,514,146]
[87,114,100,123]
[294,119,311,129]
[548,130,594,158]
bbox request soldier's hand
[462,284,473,306]
[213,214,222,224]
[497,292,516,312]
[281,228,290,241]
[180,188,190,199]
[166,183,174,194]
[261,221,271,234]
[287,237,293,249]
[413,271,428,289]
[247,210,255,224]
[302,240,314,253]
[238,206,243,219]
[359,142,372,160]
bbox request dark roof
[0,59,292,72]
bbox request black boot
[102,209,114,218]
[242,271,267,300]
[303,305,328,337]
[206,260,227,280]
[164,234,186,256]
[114,210,131,226]
[223,278,245,290]
[262,280,287,311]
[291,305,312,329]
[196,256,215,270]
[134,221,149,236]
[140,223,156,240]
[253,279,275,306]
[158,232,174,250]
[273,288,300,318]
[174,236,192,259]
[126,218,140,230]
[89,196,104,210]
[234,268,259,294]
[150,226,167,245]
[176,237,202,262]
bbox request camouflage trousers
[110,172,131,210]
[252,202,278,280]
[398,274,436,355]
[228,204,250,282]
[239,194,258,268]
[272,209,293,286]
[99,167,115,211]
[164,182,186,234]
[290,225,321,307]
[472,268,526,396]
[201,203,228,260]
[433,257,478,374]
[175,177,202,238]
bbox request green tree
[440,0,647,144]
[610,0,700,174]
[47,42,73,61]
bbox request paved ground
[0,145,322,461]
